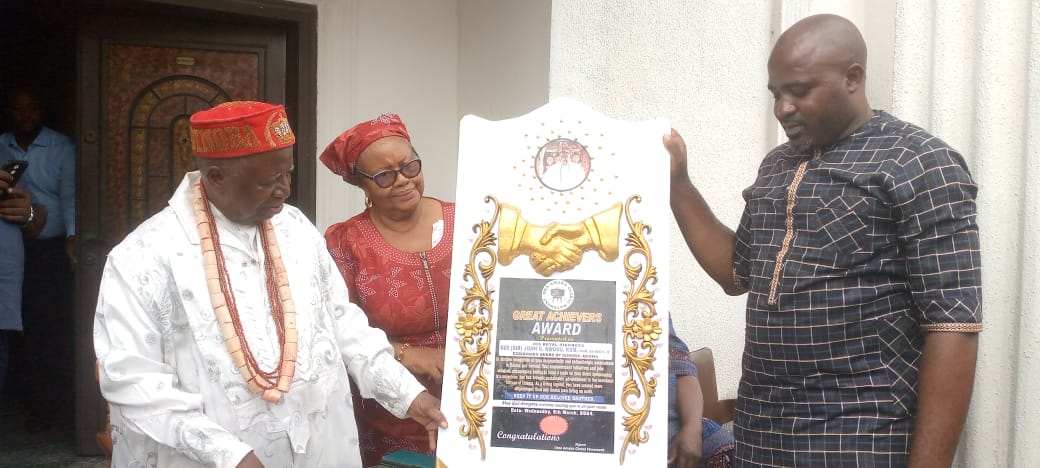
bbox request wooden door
[75,14,286,454]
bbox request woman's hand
[668,421,703,468]
[397,344,445,386]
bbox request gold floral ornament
[454,196,501,459]
[192,179,297,403]
[618,195,660,464]
[497,202,622,276]
[455,312,485,339]
[633,317,663,343]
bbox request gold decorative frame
[618,195,660,464]
[451,194,660,465]
[453,196,501,460]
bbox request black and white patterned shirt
[730,111,982,466]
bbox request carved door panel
[103,44,265,236]
[76,15,285,454]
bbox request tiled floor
[0,397,110,468]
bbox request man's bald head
[772,14,867,73]
[767,14,874,152]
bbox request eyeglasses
[357,158,422,188]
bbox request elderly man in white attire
[94,101,446,468]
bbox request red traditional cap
[320,113,410,183]
[190,101,296,158]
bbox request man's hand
[235,451,264,468]
[0,187,32,225]
[663,128,745,295]
[0,169,12,193]
[907,332,978,468]
[664,128,691,183]
[406,391,448,451]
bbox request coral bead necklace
[192,179,297,403]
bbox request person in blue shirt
[0,85,75,246]
[0,154,44,394]
[0,84,75,431]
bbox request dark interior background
[0,0,78,136]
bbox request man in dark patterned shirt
[666,14,981,467]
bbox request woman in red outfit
[320,114,453,467]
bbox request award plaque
[437,98,670,467]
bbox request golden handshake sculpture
[497,202,622,276]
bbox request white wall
[550,0,776,400]
[305,0,460,231]
[304,0,550,232]
[890,2,1040,465]
[458,0,551,122]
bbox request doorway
[0,0,316,457]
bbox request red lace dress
[324,199,454,467]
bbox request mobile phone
[2,159,28,186]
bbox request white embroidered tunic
[94,172,427,467]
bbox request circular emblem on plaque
[541,279,575,311]
[535,138,591,192]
